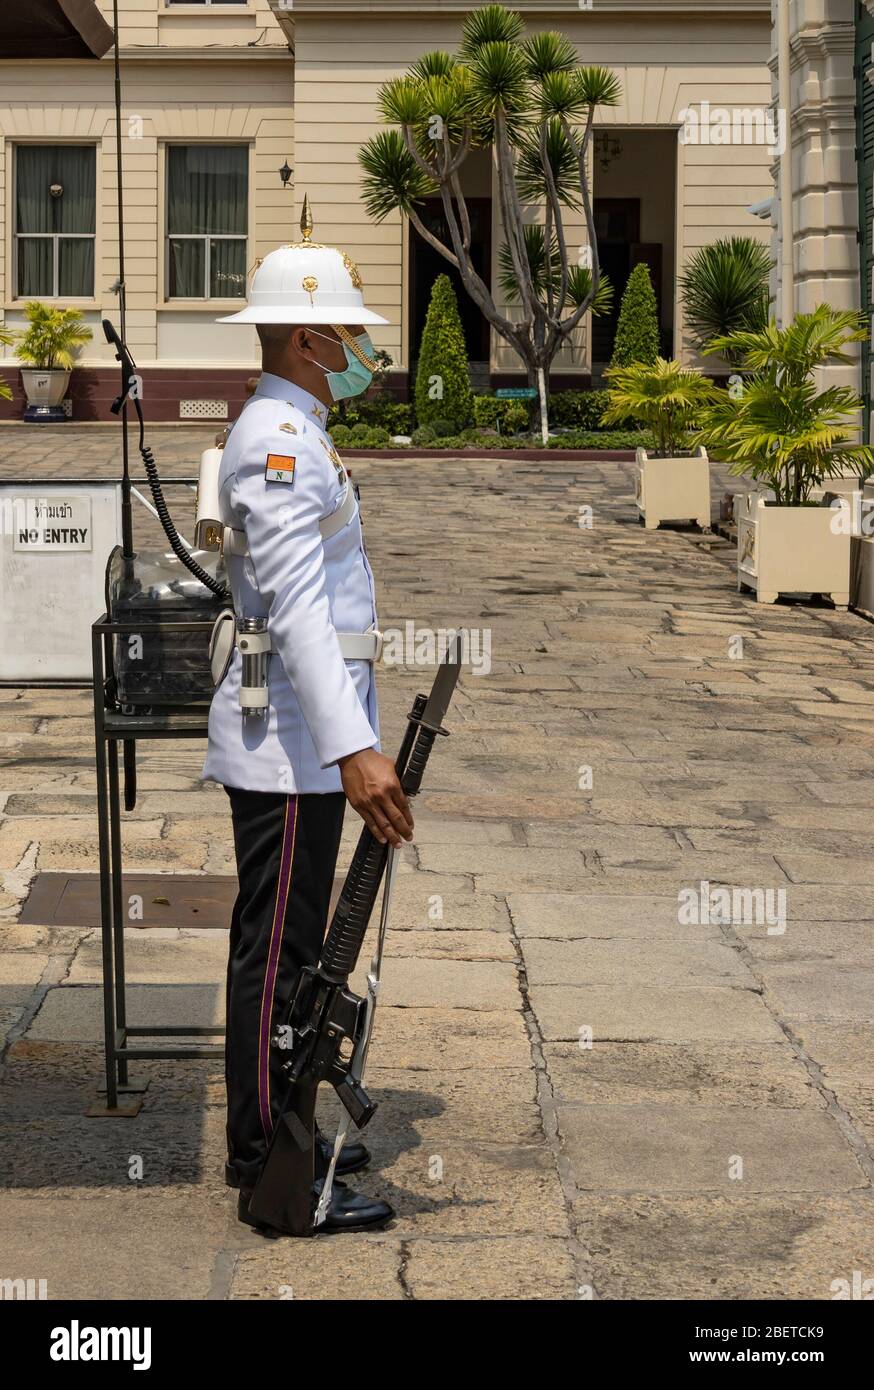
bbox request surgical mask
[310,328,378,401]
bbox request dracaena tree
[358,3,621,443]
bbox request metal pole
[777,0,794,326]
[92,625,118,1110]
[112,0,134,559]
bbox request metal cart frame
[91,611,223,1114]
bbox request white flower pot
[735,490,857,608]
[635,446,710,530]
[20,367,71,408]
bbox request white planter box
[635,446,710,530]
[735,490,856,608]
[20,368,70,407]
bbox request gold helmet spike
[300,195,314,245]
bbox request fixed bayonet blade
[420,632,463,731]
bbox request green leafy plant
[358,3,622,441]
[411,423,438,445]
[414,274,474,432]
[679,236,771,360]
[329,399,413,434]
[602,357,721,457]
[549,388,610,430]
[331,422,391,448]
[696,306,874,504]
[610,262,660,369]
[0,327,12,401]
[471,395,534,433]
[14,302,92,370]
[395,426,651,451]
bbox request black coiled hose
[134,396,229,601]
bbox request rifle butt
[247,1080,317,1236]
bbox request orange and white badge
[265,453,296,485]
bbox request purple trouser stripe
[257,795,298,1140]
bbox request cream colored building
[0,0,293,419]
[0,0,778,419]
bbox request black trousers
[224,787,346,1191]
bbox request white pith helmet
[218,195,388,327]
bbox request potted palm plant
[0,327,12,405]
[696,306,874,607]
[602,357,721,529]
[14,301,92,422]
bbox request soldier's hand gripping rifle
[247,634,463,1236]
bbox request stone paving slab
[530,984,784,1044]
[508,891,705,940]
[1,441,873,1300]
[522,938,755,988]
[0,1192,230,1300]
[27,983,225,1041]
[561,1104,866,1193]
[231,1238,406,1301]
[572,1193,874,1300]
[543,1041,821,1110]
[403,1235,578,1300]
[354,1137,569,1238]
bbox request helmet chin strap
[310,326,379,373]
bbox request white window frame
[164,144,249,302]
[13,144,97,301]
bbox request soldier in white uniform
[202,212,413,1234]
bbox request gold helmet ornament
[219,198,387,326]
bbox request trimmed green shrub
[414,274,474,431]
[548,429,652,450]
[472,395,531,432]
[427,417,459,438]
[610,263,660,369]
[472,396,504,429]
[331,422,390,448]
[474,388,613,432]
[387,427,652,450]
[329,399,413,434]
[411,423,437,445]
[549,389,610,430]
[503,402,529,433]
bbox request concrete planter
[20,367,70,407]
[635,446,710,530]
[20,368,71,423]
[735,491,856,608]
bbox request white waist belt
[269,626,383,663]
[222,483,357,559]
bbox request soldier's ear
[294,326,319,359]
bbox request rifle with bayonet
[247,634,463,1236]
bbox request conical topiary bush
[414,274,474,432]
[610,261,660,368]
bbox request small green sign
[495,387,538,399]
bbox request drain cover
[19,873,236,929]
[19,872,345,930]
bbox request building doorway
[591,130,677,373]
[408,197,492,383]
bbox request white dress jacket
[202,373,380,794]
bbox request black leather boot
[225,1129,370,1190]
[238,1179,393,1237]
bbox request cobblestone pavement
[1,426,873,1300]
